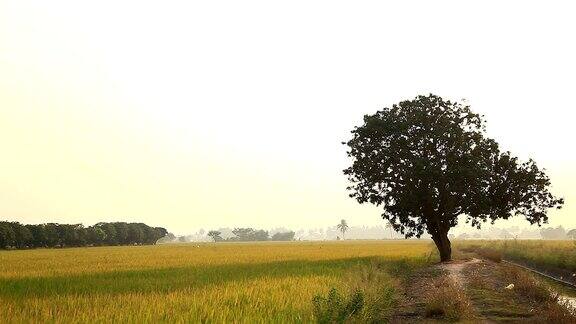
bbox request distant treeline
[204,228,295,242]
[0,221,168,250]
[454,225,576,240]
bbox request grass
[0,240,432,323]
[455,239,576,272]
[424,276,474,321]
[463,258,575,322]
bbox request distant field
[456,240,576,272]
[0,241,432,323]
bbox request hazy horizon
[1,1,574,235]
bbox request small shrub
[501,266,552,303]
[424,277,473,321]
[477,248,502,263]
[457,244,502,262]
[459,244,481,254]
[347,262,399,322]
[312,288,364,323]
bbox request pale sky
[1,1,574,234]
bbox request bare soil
[438,257,482,287]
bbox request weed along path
[393,258,485,323]
[392,257,576,323]
[502,259,576,313]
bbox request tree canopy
[0,221,168,249]
[206,228,295,242]
[343,94,563,261]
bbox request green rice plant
[312,288,364,323]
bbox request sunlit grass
[0,240,432,323]
[3,275,339,323]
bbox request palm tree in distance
[337,219,349,240]
[385,221,394,239]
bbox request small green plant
[312,288,364,323]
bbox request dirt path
[392,257,576,323]
[437,257,482,287]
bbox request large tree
[343,94,563,261]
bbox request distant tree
[540,226,567,240]
[140,226,155,244]
[567,229,576,240]
[500,229,511,240]
[157,232,176,244]
[11,222,33,248]
[0,221,167,249]
[457,233,470,240]
[271,231,295,241]
[0,222,16,249]
[44,223,60,247]
[231,228,255,241]
[127,223,144,245]
[97,223,117,245]
[113,222,129,245]
[26,224,47,247]
[75,225,88,246]
[57,224,83,247]
[153,227,168,243]
[252,229,269,241]
[207,230,222,242]
[385,221,394,239]
[87,226,107,245]
[229,228,266,241]
[344,94,563,261]
[337,219,349,240]
[296,229,305,239]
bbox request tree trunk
[431,230,452,262]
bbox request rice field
[0,240,433,323]
[455,240,576,272]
